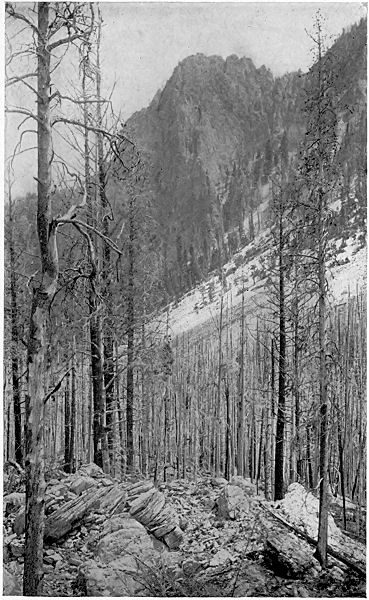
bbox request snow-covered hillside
[165,230,366,339]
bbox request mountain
[123,18,366,299]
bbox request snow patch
[166,231,365,339]
[277,483,340,541]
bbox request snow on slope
[166,231,366,339]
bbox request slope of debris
[3,463,366,598]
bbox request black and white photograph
[3,1,367,596]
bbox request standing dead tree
[5,3,122,593]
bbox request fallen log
[264,531,315,578]
[260,502,366,578]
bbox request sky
[4,1,367,197]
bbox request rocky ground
[3,463,366,597]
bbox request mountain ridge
[118,18,366,300]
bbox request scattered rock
[298,585,310,597]
[81,557,150,596]
[329,566,345,582]
[3,567,22,595]
[4,492,26,514]
[208,548,234,567]
[77,463,105,479]
[69,556,83,567]
[182,557,203,576]
[9,539,24,558]
[13,509,26,536]
[44,564,54,574]
[163,525,184,549]
[203,498,216,510]
[100,477,114,487]
[211,477,228,487]
[47,482,69,498]
[70,476,96,496]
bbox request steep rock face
[122,19,366,298]
[126,54,303,295]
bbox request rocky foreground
[3,463,366,597]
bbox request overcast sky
[5,2,366,197]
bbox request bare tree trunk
[315,188,329,566]
[126,195,135,472]
[64,370,71,472]
[70,340,77,473]
[224,377,231,479]
[215,294,224,475]
[81,48,105,471]
[95,9,115,473]
[8,181,23,465]
[274,198,286,500]
[237,286,245,476]
[265,339,273,500]
[24,5,53,592]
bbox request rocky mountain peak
[120,20,366,298]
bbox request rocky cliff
[121,18,366,298]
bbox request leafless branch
[5,107,41,124]
[6,72,37,87]
[5,3,40,35]
[60,219,122,255]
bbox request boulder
[9,538,24,558]
[182,557,203,576]
[4,492,25,515]
[126,480,154,501]
[163,526,183,549]
[211,477,228,488]
[129,488,157,515]
[230,475,257,496]
[130,490,165,526]
[46,482,69,498]
[147,505,178,530]
[217,485,249,519]
[209,548,234,568]
[99,484,127,515]
[70,476,96,496]
[3,567,22,595]
[45,486,106,541]
[96,518,154,564]
[100,477,114,487]
[150,520,177,538]
[81,517,162,596]
[277,483,341,540]
[100,514,132,537]
[81,558,150,596]
[77,463,105,479]
[13,509,26,536]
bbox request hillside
[122,18,366,299]
[165,230,366,341]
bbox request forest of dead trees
[4,2,366,595]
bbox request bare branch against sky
[5,2,366,197]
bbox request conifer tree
[299,12,338,566]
